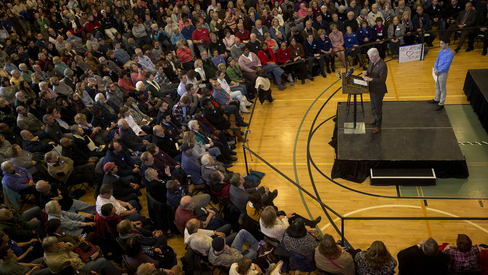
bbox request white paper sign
[399,44,423,63]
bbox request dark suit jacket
[22,140,53,153]
[147,179,167,204]
[397,244,448,275]
[119,127,145,151]
[45,122,66,143]
[61,146,89,166]
[455,9,478,28]
[102,173,136,199]
[152,135,180,158]
[367,58,388,95]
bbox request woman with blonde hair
[53,56,69,77]
[39,81,58,100]
[329,24,347,68]
[315,234,355,275]
[259,206,321,242]
[355,241,397,274]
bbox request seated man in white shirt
[184,218,234,256]
[96,184,141,221]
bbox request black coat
[151,135,180,158]
[202,107,230,130]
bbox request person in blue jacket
[103,141,140,182]
[357,19,373,54]
[316,29,335,74]
[344,26,365,69]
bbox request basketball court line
[320,204,488,234]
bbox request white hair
[94,93,105,102]
[136,81,146,91]
[188,120,199,130]
[201,154,212,166]
[45,200,59,215]
[367,48,379,57]
[1,161,13,172]
[15,91,24,99]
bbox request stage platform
[331,101,469,183]
[464,69,488,134]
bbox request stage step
[370,168,436,186]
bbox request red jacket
[257,49,277,66]
[192,28,210,45]
[276,48,292,64]
[86,20,102,32]
[235,30,251,41]
[177,46,193,63]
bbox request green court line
[293,79,341,234]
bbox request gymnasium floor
[236,40,488,263]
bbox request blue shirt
[182,25,196,41]
[434,48,454,73]
[114,49,130,65]
[181,152,205,185]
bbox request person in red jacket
[276,42,308,85]
[192,22,210,56]
[235,23,251,43]
[257,43,288,90]
[86,15,103,40]
[176,41,194,70]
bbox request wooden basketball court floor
[232,42,488,261]
[66,41,488,271]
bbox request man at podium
[362,48,388,134]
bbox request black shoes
[434,105,444,111]
[229,151,237,155]
[465,47,474,52]
[321,72,327,78]
[326,67,331,73]
[332,67,335,72]
[427,99,439,104]
[483,49,487,56]
[238,121,249,127]
[223,163,233,168]
[301,79,305,84]
[311,216,322,228]
[454,48,460,53]
[308,74,314,81]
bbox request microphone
[345,68,354,78]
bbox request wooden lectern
[341,72,369,134]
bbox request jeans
[434,72,448,106]
[82,257,122,274]
[22,206,45,238]
[208,218,231,235]
[69,200,96,214]
[231,229,259,260]
[31,257,51,275]
[230,84,247,96]
[209,147,221,158]
[262,64,284,84]
[122,199,142,221]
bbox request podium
[341,72,369,134]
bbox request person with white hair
[45,200,95,236]
[368,4,385,26]
[9,70,23,89]
[135,48,156,74]
[362,48,387,134]
[43,236,122,274]
[94,92,119,123]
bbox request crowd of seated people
[0,0,485,274]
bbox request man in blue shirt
[180,142,205,185]
[428,37,454,111]
[181,19,196,57]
